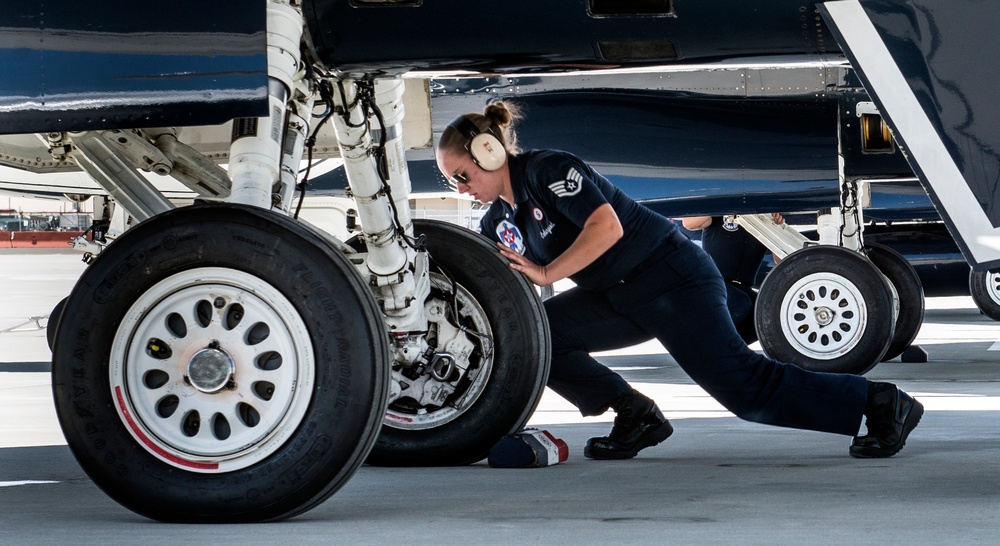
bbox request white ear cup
[469,132,506,171]
[448,116,508,171]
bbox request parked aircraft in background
[0,0,997,525]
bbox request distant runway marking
[987,340,1000,351]
[911,392,1000,411]
[0,480,59,488]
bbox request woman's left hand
[497,243,550,286]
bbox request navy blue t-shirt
[479,150,677,291]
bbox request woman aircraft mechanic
[435,101,922,460]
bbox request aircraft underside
[0,0,995,523]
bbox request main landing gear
[46,74,552,521]
[44,2,550,523]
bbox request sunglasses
[449,171,469,188]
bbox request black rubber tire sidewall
[866,242,924,361]
[366,219,551,466]
[46,296,67,351]
[51,204,389,522]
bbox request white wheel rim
[384,273,493,430]
[986,271,1000,306]
[109,267,314,473]
[778,272,869,360]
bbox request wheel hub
[814,306,835,326]
[111,268,315,472]
[187,346,234,393]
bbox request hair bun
[484,102,512,127]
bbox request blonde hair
[439,100,523,157]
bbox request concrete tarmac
[3,249,1000,544]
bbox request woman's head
[436,101,521,204]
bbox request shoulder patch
[721,217,740,232]
[496,220,526,255]
[547,167,584,197]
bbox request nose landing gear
[755,245,894,375]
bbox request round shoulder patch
[496,220,526,255]
[532,207,544,222]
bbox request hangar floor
[3,249,1000,543]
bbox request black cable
[294,79,336,220]
[293,145,315,220]
[336,81,366,128]
[364,91,426,251]
[299,78,427,249]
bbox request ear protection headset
[447,116,507,171]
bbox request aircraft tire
[865,242,924,361]
[969,269,1000,320]
[50,204,389,522]
[755,245,893,375]
[365,219,551,466]
[45,296,67,351]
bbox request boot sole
[584,420,674,460]
[849,399,924,458]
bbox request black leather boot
[849,381,923,458]
[584,389,673,460]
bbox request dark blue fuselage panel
[303,0,839,74]
[0,1,268,135]
[822,0,1000,269]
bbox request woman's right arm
[682,216,712,230]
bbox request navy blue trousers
[544,235,867,437]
